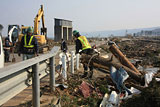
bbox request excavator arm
[34,5,47,38]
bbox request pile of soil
[121,79,160,107]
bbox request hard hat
[27,27,33,33]
[73,30,79,36]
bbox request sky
[1,0,160,38]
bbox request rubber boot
[88,70,93,79]
[81,71,88,78]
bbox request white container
[99,93,109,107]
[0,36,4,68]
[108,91,118,105]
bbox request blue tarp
[110,66,132,95]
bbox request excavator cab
[8,25,20,45]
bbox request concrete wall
[54,26,62,42]
[54,18,73,42]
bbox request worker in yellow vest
[73,30,94,78]
[19,27,38,60]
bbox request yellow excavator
[18,5,48,53]
[33,5,47,46]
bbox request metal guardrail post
[32,63,40,107]
[71,51,74,74]
[49,56,55,92]
[76,54,79,70]
[62,54,67,80]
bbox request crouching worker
[19,27,38,60]
[73,30,95,78]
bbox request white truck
[0,24,4,68]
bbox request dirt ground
[2,36,160,107]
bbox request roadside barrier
[0,46,79,107]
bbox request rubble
[120,79,160,107]
[79,36,160,106]
[13,36,160,106]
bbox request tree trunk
[81,54,144,84]
[109,44,141,74]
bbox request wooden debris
[81,54,144,84]
[109,44,140,74]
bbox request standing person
[73,30,94,78]
[61,39,68,53]
[19,27,38,60]
[4,37,11,62]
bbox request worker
[73,30,94,78]
[19,27,38,60]
[4,37,11,62]
[61,39,68,53]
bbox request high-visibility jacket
[24,35,34,48]
[78,36,91,50]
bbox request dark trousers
[84,64,93,71]
[4,50,10,62]
[81,48,95,71]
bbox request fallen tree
[109,44,141,74]
[81,54,144,84]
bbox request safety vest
[78,36,91,50]
[24,35,34,48]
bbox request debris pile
[116,36,160,67]
[114,36,160,106]
[79,36,160,106]
[52,72,108,107]
[121,79,160,107]
[23,36,160,106]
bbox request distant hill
[81,27,160,38]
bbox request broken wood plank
[109,44,140,74]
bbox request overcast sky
[1,0,160,37]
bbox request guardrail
[0,46,79,107]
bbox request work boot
[81,71,88,78]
